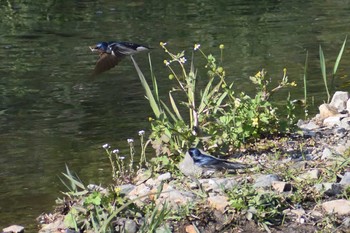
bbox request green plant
[319,36,347,103]
[139,202,172,233]
[227,183,287,228]
[101,130,149,183]
[59,164,87,196]
[132,43,296,159]
[59,166,172,233]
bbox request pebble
[253,174,280,188]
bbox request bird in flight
[188,148,248,170]
[89,41,150,75]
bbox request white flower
[112,149,119,154]
[102,143,110,149]
[127,138,134,144]
[194,44,201,51]
[119,156,125,160]
[179,57,187,64]
[138,130,145,136]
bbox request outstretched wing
[93,53,124,75]
[109,42,149,56]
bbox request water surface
[1,0,350,230]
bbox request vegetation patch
[37,41,350,233]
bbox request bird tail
[222,161,248,170]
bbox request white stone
[340,117,350,130]
[157,172,171,181]
[297,169,320,181]
[330,91,349,111]
[321,147,333,160]
[3,225,25,233]
[298,121,319,130]
[322,199,350,215]
[199,178,238,192]
[323,116,341,127]
[340,172,350,186]
[253,174,280,188]
[346,99,350,112]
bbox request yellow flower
[252,118,259,127]
[255,71,261,78]
[219,44,225,49]
[290,81,297,87]
[114,187,121,194]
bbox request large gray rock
[330,91,349,111]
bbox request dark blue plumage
[89,41,150,75]
[188,148,247,170]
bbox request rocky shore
[3,92,350,233]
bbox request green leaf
[160,100,178,122]
[64,209,79,230]
[131,56,162,118]
[319,45,330,103]
[333,36,347,75]
[169,91,183,121]
[84,192,102,206]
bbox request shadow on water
[1,0,350,230]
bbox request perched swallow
[89,41,150,75]
[188,148,247,170]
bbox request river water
[0,0,350,230]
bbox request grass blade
[131,56,161,118]
[303,51,308,106]
[319,45,330,103]
[333,36,347,75]
[161,100,178,122]
[169,91,183,121]
[148,53,160,103]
